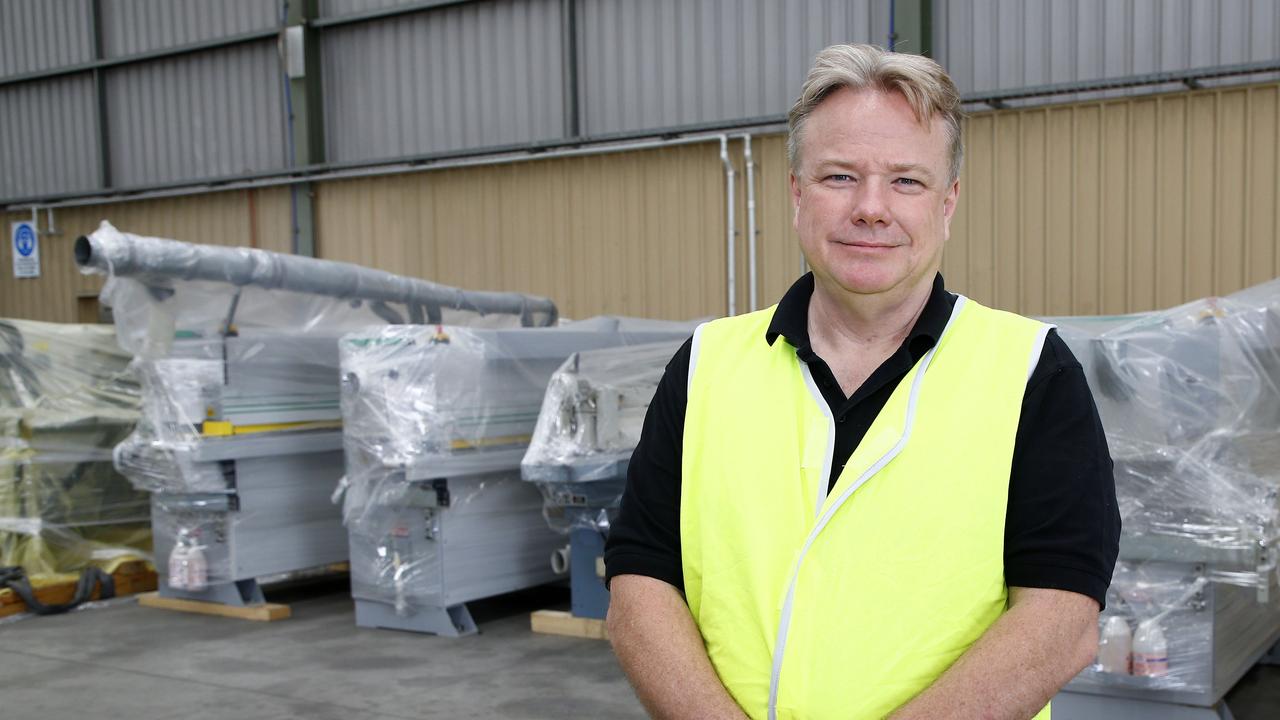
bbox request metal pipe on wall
[720,137,736,317]
[743,134,758,312]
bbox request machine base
[159,578,265,606]
[569,528,610,620]
[354,598,478,637]
[1053,691,1235,720]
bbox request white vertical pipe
[743,134,758,312]
[720,136,736,316]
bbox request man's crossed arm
[608,576,1098,720]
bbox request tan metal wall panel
[0,188,293,322]
[1247,87,1279,287]
[314,142,727,321]
[9,82,1279,325]
[2,210,76,322]
[752,134,804,310]
[950,82,1280,316]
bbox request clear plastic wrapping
[344,470,556,616]
[521,340,683,533]
[151,495,233,591]
[1049,279,1280,587]
[78,221,556,361]
[111,335,349,493]
[338,318,695,614]
[1074,561,1214,694]
[78,222,554,493]
[0,319,150,577]
[142,432,349,599]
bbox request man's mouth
[834,240,901,249]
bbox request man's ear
[941,179,960,243]
[790,171,802,230]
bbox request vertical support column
[891,0,932,57]
[561,0,580,140]
[284,0,325,257]
[743,135,758,312]
[89,0,112,189]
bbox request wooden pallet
[136,592,291,622]
[530,609,608,640]
[0,560,157,619]
[132,562,350,622]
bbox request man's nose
[849,180,891,227]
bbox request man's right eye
[826,174,853,183]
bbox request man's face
[790,86,959,300]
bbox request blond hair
[787,44,964,183]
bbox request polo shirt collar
[764,272,955,362]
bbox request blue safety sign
[11,221,40,278]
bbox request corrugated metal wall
[99,0,278,57]
[0,74,101,199]
[321,0,565,162]
[314,142,727,321]
[7,83,1280,325]
[0,188,293,322]
[945,81,1280,316]
[12,0,1280,204]
[578,0,887,135]
[0,0,93,77]
[105,41,287,187]
[937,0,1280,100]
[319,0,411,17]
[0,1,287,202]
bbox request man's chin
[817,269,905,297]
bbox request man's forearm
[889,588,1100,720]
[607,574,748,720]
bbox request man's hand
[607,574,750,720]
[889,587,1099,720]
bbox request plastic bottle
[167,536,189,590]
[1097,616,1132,674]
[185,539,208,592]
[1132,620,1169,677]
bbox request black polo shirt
[605,273,1120,608]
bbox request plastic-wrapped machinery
[78,221,556,606]
[520,341,682,620]
[1048,279,1280,719]
[0,319,149,579]
[340,319,693,635]
[522,340,682,532]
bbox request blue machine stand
[569,527,610,620]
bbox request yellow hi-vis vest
[681,295,1053,720]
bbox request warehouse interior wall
[314,141,727,322]
[947,81,1280,317]
[4,81,1279,324]
[1,188,292,322]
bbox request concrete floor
[1,577,1277,719]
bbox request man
[604,44,1120,720]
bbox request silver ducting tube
[75,221,557,326]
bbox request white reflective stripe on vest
[765,296,970,720]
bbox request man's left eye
[895,178,921,186]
